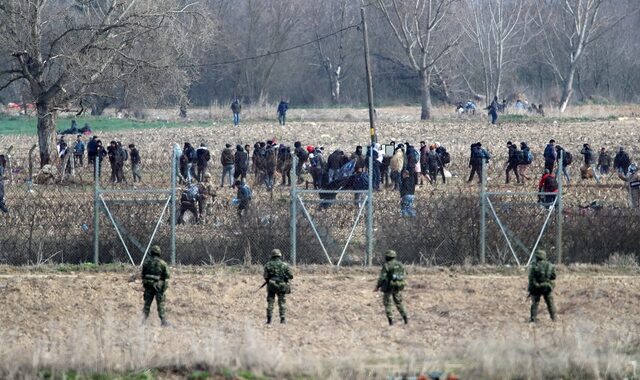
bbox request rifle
[257,280,268,292]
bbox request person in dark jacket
[234,145,249,183]
[220,143,235,187]
[467,142,490,183]
[107,140,118,183]
[580,143,600,183]
[543,140,556,173]
[597,147,611,175]
[87,136,98,167]
[425,144,444,184]
[0,164,8,213]
[505,141,521,184]
[486,96,499,124]
[231,98,241,126]
[277,99,289,126]
[399,169,416,217]
[614,146,631,175]
[195,143,211,182]
[73,135,85,167]
[518,142,533,181]
[129,144,142,183]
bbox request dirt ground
[0,266,639,378]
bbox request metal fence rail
[1,148,639,266]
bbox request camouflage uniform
[141,245,170,326]
[528,250,557,322]
[263,249,293,324]
[376,250,408,325]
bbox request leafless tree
[375,0,461,120]
[460,0,535,103]
[535,0,633,112]
[0,0,212,166]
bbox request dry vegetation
[0,266,639,379]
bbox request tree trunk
[559,64,576,113]
[420,71,433,120]
[36,103,57,167]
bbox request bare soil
[0,267,638,378]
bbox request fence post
[290,155,298,265]
[93,158,100,265]
[170,143,178,266]
[556,150,563,264]
[480,158,487,264]
[367,147,374,267]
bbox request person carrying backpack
[518,142,533,181]
[528,249,557,322]
[263,249,293,324]
[580,143,600,183]
[294,141,308,181]
[614,146,631,175]
[555,145,571,184]
[374,250,408,326]
[538,169,558,205]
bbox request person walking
[196,143,211,182]
[580,143,600,183]
[597,147,612,175]
[614,147,631,176]
[234,144,249,184]
[141,245,170,326]
[505,141,521,184]
[374,250,408,326]
[235,179,252,217]
[73,135,85,167]
[518,142,533,181]
[618,164,640,208]
[555,145,572,184]
[528,249,557,323]
[263,249,293,324]
[486,96,499,124]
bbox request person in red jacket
[538,169,558,205]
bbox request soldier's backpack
[386,261,406,291]
[297,147,309,163]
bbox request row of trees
[1,0,639,164]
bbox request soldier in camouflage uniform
[375,250,408,325]
[141,245,170,326]
[528,249,557,322]
[263,249,293,324]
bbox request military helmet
[535,250,547,260]
[384,250,397,259]
[271,249,282,258]
[204,172,212,179]
[150,245,161,256]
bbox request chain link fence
[1,149,639,266]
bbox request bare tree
[0,0,212,166]
[460,0,534,102]
[535,0,632,112]
[375,0,460,120]
[310,0,359,105]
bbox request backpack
[544,175,558,191]
[386,261,406,291]
[440,150,451,164]
[563,151,573,166]
[297,148,309,163]
[240,185,252,200]
[185,184,199,201]
[524,149,533,164]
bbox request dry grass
[0,267,638,379]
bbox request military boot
[161,319,170,327]
[280,317,286,324]
[403,315,408,324]
[267,315,272,324]
[388,317,393,326]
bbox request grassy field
[0,265,639,379]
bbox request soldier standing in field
[263,249,293,324]
[528,250,557,322]
[141,245,170,326]
[374,250,408,325]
